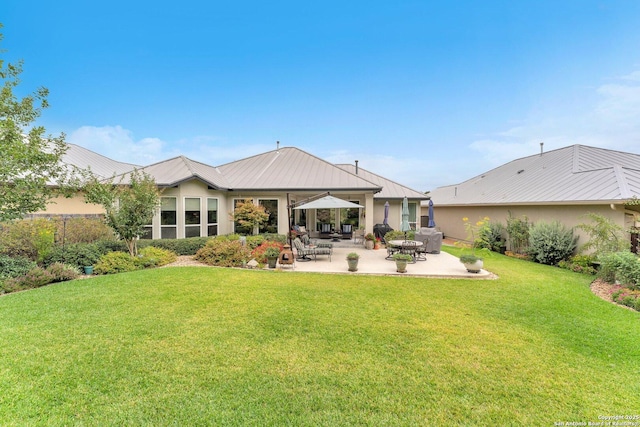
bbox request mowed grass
[1,251,639,426]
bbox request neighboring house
[425,144,640,251]
[36,144,428,239]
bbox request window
[341,201,360,229]
[207,198,218,236]
[409,202,418,230]
[259,199,278,233]
[316,208,333,232]
[161,197,177,239]
[184,197,201,238]
[233,199,253,235]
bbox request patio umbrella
[400,196,410,240]
[293,195,363,210]
[383,201,390,226]
[427,199,436,227]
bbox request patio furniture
[353,229,365,244]
[341,224,353,239]
[293,237,332,262]
[319,223,332,238]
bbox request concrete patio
[278,240,494,278]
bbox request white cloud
[465,67,640,175]
[68,125,168,165]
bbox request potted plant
[457,216,491,273]
[346,252,360,271]
[374,237,381,250]
[392,253,413,273]
[364,233,375,250]
[264,247,281,269]
[459,253,484,273]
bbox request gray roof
[131,156,231,188]
[216,147,382,192]
[62,143,140,179]
[336,164,429,200]
[430,145,640,206]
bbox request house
[37,143,428,239]
[425,144,640,250]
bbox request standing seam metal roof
[429,145,640,205]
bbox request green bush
[43,243,106,269]
[557,254,598,275]
[0,255,37,280]
[3,267,54,292]
[138,246,177,267]
[528,221,577,265]
[599,251,640,288]
[612,287,640,311]
[55,217,115,244]
[506,212,530,255]
[0,219,56,263]
[195,239,251,267]
[476,221,506,252]
[46,262,81,282]
[94,252,139,275]
[137,237,209,255]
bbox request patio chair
[293,237,315,261]
[341,224,353,239]
[413,233,429,261]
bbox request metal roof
[336,164,428,200]
[216,147,382,192]
[429,145,640,206]
[62,143,140,179]
[128,156,231,188]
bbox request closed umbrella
[400,197,410,240]
[428,199,435,227]
[383,201,390,226]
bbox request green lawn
[1,250,638,426]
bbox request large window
[409,202,417,230]
[207,198,218,236]
[184,197,201,238]
[233,199,253,235]
[316,208,334,232]
[341,201,360,229]
[161,197,177,239]
[259,199,278,233]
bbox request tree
[84,170,160,257]
[0,25,69,221]
[576,212,627,259]
[231,199,269,235]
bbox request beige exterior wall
[36,193,105,216]
[424,203,635,251]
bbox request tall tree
[0,24,68,221]
[84,170,160,257]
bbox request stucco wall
[425,203,632,251]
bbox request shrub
[195,239,252,267]
[94,252,139,275]
[506,212,530,255]
[576,213,627,259]
[528,221,577,265]
[3,267,55,292]
[55,217,115,244]
[598,251,640,288]
[43,243,105,269]
[137,246,177,268]
[476,221,506,252]
[0,219,56,263]
[612,287,640,311]
[138,237,209,255]
[557,254,598,275]
[46,262,81,282]
[251,241,284,264]
[0,255,38,280]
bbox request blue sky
[2,1,640,191]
